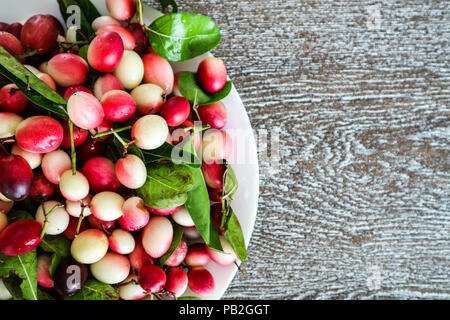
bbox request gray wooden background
[146,0,450,299]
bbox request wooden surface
[146,0,450,299]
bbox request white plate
[0,0,259,300]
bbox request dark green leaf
[65,279,119,300]
[12,198,38,216]
[178,72,232,105]
[0,46,68,118]
[158,222,184,266]
[178,296,201,300]
[38,288,56,300]
[7,210,33,223]
[78,0,101,24]
[78,44,89,62]
[158,0,178,13]
[39,235,71,258]
[147,13,221,62]
[141,142,201,167]
[224,207,247,262]
[57,0,96,40]
[223,163,238,200]
[1,276,23,299]
[0,250,38,300]
[137,162,194,209]
[185,166,223,252]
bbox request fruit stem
[16,49,38,59]
[75,203,86,237]
[135,0,144,26]
[234,261,245,275]
[39,204,62,238]
[92,125,132,139]
[68,120,77,175]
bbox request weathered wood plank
[146,0,450,299]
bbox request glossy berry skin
[29,171,55,202]
[0,84,28,113]
[87,214,116,233]
[0,111,22,139]
[126,23,149,54]
[106,0,136,21]
[63,85,92,101]
[77,139,105,164]
[118,196,149,231]
[47,53,89,88]
[60,121,88,149]
[82,157,121,193]
[0,155,33,201]
[15,115,64,153]
[138,264,166,293]
[202,161,225,189]
[100,90,136,122]
[165,237,187,267]
[96,24,135,50]
[67,92,105,130]
[197,57,227,93]
[197,102,227,130]
[91,16,120,31]
[113,50,144,90]
[5,23,22,40]
[0,31,24,58]
[37,254,54,288]
[210,203,225,235]
[142,53,174,95]
[88,31,124,72]
[202,130,233,163]
[54,260,89,296]
[130,83,166,115]
[160,96,190,127]
[0,220,42,256]
[185,243,211,267]
[11,143,42,169]
[64,216,88,240]
[128,235,154,271]
[146,205,180,216]
[93,74,124,100]
[165,267,188,297]
[115,154,147,189]
[21,14,60,54]
[188,267,215,296]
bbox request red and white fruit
[82,157,120,193]
[87,214,116,233]
[206,235,238,265]
[59,170,90,202]
[90,191,124,221]
[100,90,136,121]
[197,101,227,130]
[0,155,33,201]
[64,216,88,240]
[160,96,190,127]
[138,264,166,293]
[63,85,92,101]
[115,154,147,189]
[187,267,215,296]
[15,115,63,153]
[165,267,188,297]
[47,53,89,87]
[142,216,173,258]
[0,84,28,113]
[60,121,88,149]
[0,112,22,138]
[173,72,182,96]
[131,114,168,150]
[77,139,105,164]
[41,149,72,184]
[37,254,54,288]
[0,219,42,256]
[65,194,92,218]
[165,237,187,267]
[197,57,227,93]
[130,83,165,115]
[142,53,174,95]
[128,235,154,271]
[97,24,135,50]
[171,206,195,227]
[67,92,105,130]
[113,50,144,90]
[118,196,149,231]
[0,31,24,58]
[202,130,233,162]
[185,243,210,267]
[93,74,124,100]
[106,0,136,21]
[91,15,120,31]
[109,229,135,254]
[70,229,109,264]
[21,14,61,54]
[90,252,130,284]
[11,143,42,169]
[146,205,181,216]
[119,274,147,300]
[29,172,55,203]
[88,31,124,72]
[201,161,225,189]
[35,200,70,235]
[36,72,56,90]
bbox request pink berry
[115,154,147,189]
[0,84,28,113]
[142,216,173,258]
[0,31,24,58]
[142,52,174,94]
[100,90,136,122]
[63,85,92,101]
[82,157,120,193]
[87,214,116,232]
[197,101,227,129]
[185,243,211,267]
[67,92,105,130]
[47,53,89,88]
[187,267,215,296]
[118,196,149,231]
[146,205,181,216]
[88,31,124,72]
[106,0,136,22]
[165,237,187,267]
[60,121,88,149]
[97,24,135,50]
[160,96,191,127]
[15,115,63,153]
[108,229,135,255]
[128,235,154,271]
[138,264,166,293]
[201,161,225,189]
[197,57,227,93]
[165,267,188,297]
[93,74,124,100]
[37,254,54,288]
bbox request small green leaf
[0,47,68,118]
[158,222,184,266]
[178,72,232,105]
[223,163,238,200]
[65,279,119,300]
[78,0,101,24]
[224,207,247,262]
[142,142,201,167]
[147,13,221,62]
[7,210,33,223]
[78,44,89,62]
[137,162,194,209]
[39,235,71,258]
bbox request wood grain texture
[146,0,450,299]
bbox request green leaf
[39,235,71,258]
[57,0,96,40]
[158,222,184,266]
[78,44,89,62]
[147,13,221,62]
[0,46,68,118]
[12,198,38,216]
[178,296,201,300]
[0,250,38,300]
[158,0,178,13]
[7,210,33,223]
[185,166,223,252]
[223,163,238,201]
[1,276,23,299]
[141,142,201,167]
[137,162,194,209]
[178,72,232,105]
[65,279,119,300]
[78,0,101,24]
[224,207,247,262]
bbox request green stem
[113,131,127,147]
[93,125,132,139]
[39,204,61,238]
[68,120,77,175]
[135,0,144,26]
[75,204,85,237]
[16,49,38,59]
